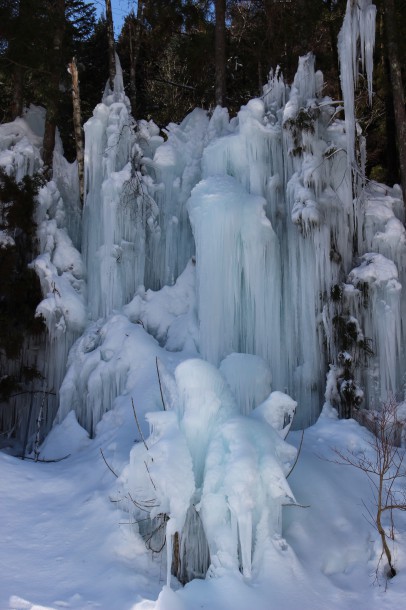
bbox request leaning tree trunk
[129,1,143,113]
[11,64,24,120]
[68,57,84,203]
[42,0,65,176]
[106,0,116,91]
[215,0,226,107]
[384,0,406,206]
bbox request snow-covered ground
[1,382,406,610]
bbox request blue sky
[91,0,137,35]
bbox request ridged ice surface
[338,0,376,165]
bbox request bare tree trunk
[129,1,143,114]
[215,0,226,107]
[106,0,116,91]
[69,57,84,204]
[11,64,24,119]
[384,0,406,206]
[42,0,65,176]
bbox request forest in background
[1,0,406,185]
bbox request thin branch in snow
[156,357,167,411]
[287,429,304,479]
[131,397,149,450]
[100,448,119,478]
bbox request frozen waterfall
[57,0,406,436]
[5,0,406,587]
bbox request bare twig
[144,460,156,491]
[331,396,406,578]
[287,429,305,479]
[131,397,149,450]
[100,448,119,478]
[18,454,70,462]
[147,76,195,91]
[8,390,56,398]
[156,357,167,411]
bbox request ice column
[338,0,376,165]
[82,56,155,319]
[187,175,283,387]
[148,109,210,288]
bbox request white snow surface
[2,398,406,610]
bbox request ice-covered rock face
[72,0,399,433]
[123,358,297,585]
[345,253,403,406]
[0,106,85,449]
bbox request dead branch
[144,460,157,491]
[147,77,195,91]
[331,396,406,578]
[18,454,70,462]
[155,357,167,411]
[287,429,304,479]
[100,447,119,478]
[131,397,149,451]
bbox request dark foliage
[0,169,45,363]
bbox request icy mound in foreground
[122,358,297,586]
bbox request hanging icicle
[337,0,376,167]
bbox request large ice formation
[6,0,400,445]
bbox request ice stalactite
[19,179,87,445]
[122,359,297,585]
[82,58,209,319]
[338,0,376,166]
[146,109,210,289]
[187,175,283,388]
[185,53,358,426]
[61,17,406,435]
[4,0,404,457]
[219,354,272,416]
[82,55,158,320]
[346,254,403,406]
